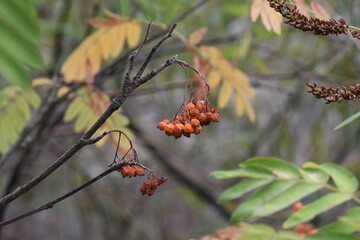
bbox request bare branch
[0,162,124,227]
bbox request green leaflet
[0,0,39,42]
[0,21,43,71]
[230,180,297,223]
[241,157,300,179]
[283,193,352,228]
[300,164,329,184]
[74,106,94,133]
[318,207,360,235]
[0,45,32,89]
[212,165,273,179]
[252,182,323,218]
[137,0,157,19]
[238,223,276,240]
[218,177,274,204]
[64,97,85,122]
[119,0,130,17]
[0,86,41,154]
[333,111,360,131]
[237,223,302,240]
[320,163,358,193]
[306,234,360,240]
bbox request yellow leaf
[33,77,51,86]
[64,97,84,122]
[199,46,222,64]
[74,106,93,132]
[61,19,142,83]
[126,21,142,48]
[22,90,41,108]
[64,88,134,150]
[110,24,126,58]
[232,70,255,99]
[207,70,222,90]
[188,27,207,45]
[218,80,233,108]
[197,45,255,121]
[235,93,245,117]
[16,96,31,120]
[2,113,18,142]
[98,28,114,59]
[243,97,256,122]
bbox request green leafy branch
[213,157,360,239]
[0,0,43,88]
[0,86,41,154]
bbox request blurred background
[1,0,360,239]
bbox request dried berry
[140,177,167,196]
[157,121,167,130]
[118,165,145,178]
[186,102,195,111]
[190,118,200,127]
[184,123,194,133]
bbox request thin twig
[133,24,177,81]
[0,162,125,227]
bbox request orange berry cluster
[140,177,167,196]
[117,164,145,178]
[294,223,317,237]
[157,101,220,138]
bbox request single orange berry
[165,123,175,135]
[206,112,214,121]
[190,118,200,127]
[213,113,220,122]
[174,123,184,133]
[196,113,207,122]
[292,202,304,213]
[211,108,218,113]
[175,115,183,122]
[184,123,194,133]
[183,113,190,121]
[163,119,170,123]
[189,108,199,117]
[173,132,183,138]
[157,121,167,130]
[186,102,195,111]
[193,125,202,134]
[195,101,204,110]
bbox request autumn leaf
[61,15,142,83]
[188,27,207,45]
[251,0,282,35]
[63,88,134,150]
[310,0,331,19]
[198,46,256,122]
[292,0,310,18]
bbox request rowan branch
[0,24,177,209]
[0,162,125,227]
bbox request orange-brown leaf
[88,18,121,27]
[293,0,310,18]
[310,0,330,19]
[251,0,282,35]
[188,27,207,45]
